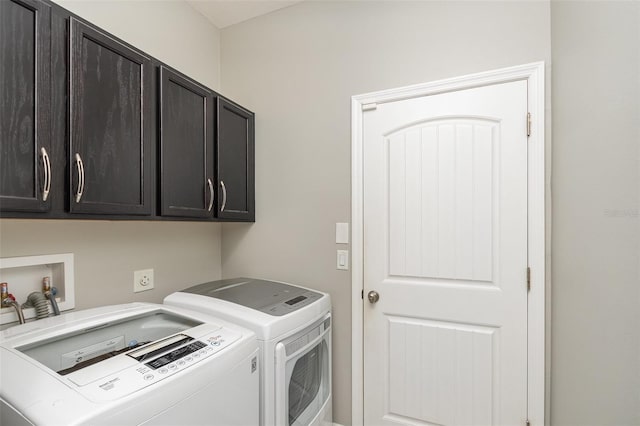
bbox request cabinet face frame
[68,17,152,215]
[216,97,255,222]
[158,66,215,219]
[0,0,51,213]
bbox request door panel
[159,66,214,218]
[364,81,528,425]
[387,119,496,282]
[69,18,151,215]
[387,317,495,425]
[0,0,51,212]
[216,97,255,221]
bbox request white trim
[526,62,546,426]
[350,93,365,426]
[350,62,546,425]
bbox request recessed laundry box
[0,303,260,426]
[165,277,332,426]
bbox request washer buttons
[144,374,154,381]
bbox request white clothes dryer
[0,303,260,426]
[165,278,332,426]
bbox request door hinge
[361,289,364,299]
[362,103,377,111]
[527,267,531,291]
[527,112,532,137]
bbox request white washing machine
[165,278,332,426]
[0,303,260,426]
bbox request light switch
[336,223,349,244]
[337,250,349,270]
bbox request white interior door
[363,80,529,425]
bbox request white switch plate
[337,250,349,270]
[336,223,349,244]
[134,269,154,293]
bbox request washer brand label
[99,377,120,391]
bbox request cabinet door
[159,67,214,218]
[0,0,51,213]
[69,18,152,215]
[216,97,255,221]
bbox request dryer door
[275,314,331,426]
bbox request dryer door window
[289,341,326,425]
[280,321,331,426]
[276,314,332,426]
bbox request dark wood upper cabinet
[0,0,51,213]
[2,1,255,222]
[68,18,152,215]
[159,66,214,218]
[216,97,255,221]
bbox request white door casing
[351,63,545,426]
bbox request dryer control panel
[181,278,325,316]
[67,325,241,402]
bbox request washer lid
[181,278,324,316]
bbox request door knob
[367,290,380,304]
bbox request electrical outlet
[133,269,154,293]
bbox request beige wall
[550,1,640,424]
[0,2,223,309]
[219,2,551,423]
[0,220,222,309]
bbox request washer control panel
[75,325,240,402]
[144,340,206,370]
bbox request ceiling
[187,0,303,29]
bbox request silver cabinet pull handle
[40,147,51,202]
[206,178,214,212]
[220,180,227,212]
[74,153,85,203]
